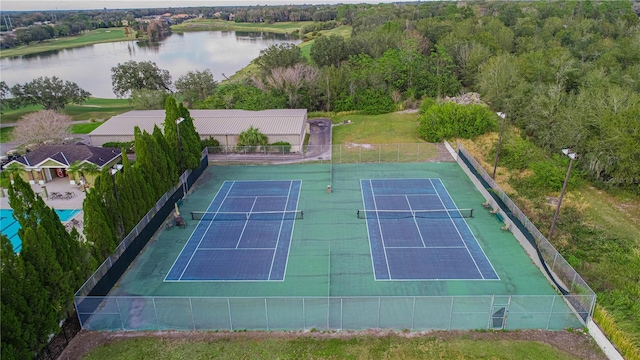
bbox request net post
[470,208,474,218]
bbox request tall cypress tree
[20,226,70,347]
[83,189,118,261]
[96,168,124,239]
[178,102,203,169]
[1,236,33,360]
[153,125,178,184]
[163,96,181,171]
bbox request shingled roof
[11,145,121,168]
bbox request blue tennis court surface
[361,178,498,281]
[165,180,302,281]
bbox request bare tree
[263,64,318,107]
[12,110,72,148]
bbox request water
[1,31,300,98]
[0,209,80,252]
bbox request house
[4,144,122,186]
[88,109,309,152]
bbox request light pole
[548,148,577,240]
[492,112,506,179]
[176,117,187,197]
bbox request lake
[0,31,301,98]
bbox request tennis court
[360,178,498,281]
[165,180,302,281]
[78,162,588,331]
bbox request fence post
[228,298,233,331]
[397,144,400,163]
[265,298,269,330]
[153,298,159,330]
[340,297,343,331]
[411,297,416,330]
[190,298,195,330]
[115,298,125,331]
[448,297,454,330]
[546,296,556,330]
[303,298,306,330]
[377,297,381,328]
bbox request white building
[88,109,309,152]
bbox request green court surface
[100,162,581,330]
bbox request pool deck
[1,176,86,211]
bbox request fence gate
[490,295,511,329]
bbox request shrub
[102,141,134,153]
[488,133,543,171]
[267,141,291,153]
[201,137,220,149]
[418,102,497,142]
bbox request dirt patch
[59,328,605,360]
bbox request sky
[1,0,392,12]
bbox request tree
[11,110,72,148]
[237,126,268,152]
[175,70,217,106]
[0,80,10,110]
[130,89,168,110]
[252,43,305,73]
[310,35,349,67]
[9,76,90,110]
[262,64,318,108]
[111,60,172,98]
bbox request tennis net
[357,208,473,219]
[191,210,304,221]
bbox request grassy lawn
[0,28,136,58]
[329,112,423,144]
[172,19,312,33]
[0,127,14,143]
[83,335,582,360]
[1,98,132,123]
[70,122,103,134]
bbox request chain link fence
[75,294,585,332]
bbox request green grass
[0,28,136,58]
[0,98,132,123]
[0,127,14,143]
[172,19,312,33]
[330,112,423,144]
[70,122,103,134]
[83,335,582,360]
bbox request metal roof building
[89,109,309,152]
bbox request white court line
[235,197,257,249]
[430,178,484,279]
[360,180,378,280]
[435,178,499,279]
[406,195,427,247]
[164,182,233,282]
[228,195,287,198]
[268,180,294,280]
[198,247,276,251]
[177,181,236,281]
[371,180,392,278]
[280,180,302,282]
[385,246,467,249]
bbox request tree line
[0,96,202,358]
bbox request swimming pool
[0,209,80,252]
